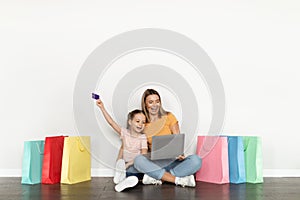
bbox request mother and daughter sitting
[96,88,202,192]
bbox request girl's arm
[125,160,134,169]
[141,148,148,155]
[96,99,121,135]
[117,144,123,160]
[125,149,147,168]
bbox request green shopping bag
[21,140,44,184]
[243,136,263,183]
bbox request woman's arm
[96,99,121,135]
[169,115,184,159]
[170,122,180,134]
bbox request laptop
[150,134,185,160]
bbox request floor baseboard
[263,169,300,177]
[1,168,300,177]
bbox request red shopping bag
[42,136,66,184]
[196,136,229,184]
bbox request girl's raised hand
[95,98,121,135]
[96,99,104,108]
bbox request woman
[134,89,202,187]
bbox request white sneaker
[113,159,126,184]
[176,175,196,187]
[142,174,162,185]
[115,176,139,192]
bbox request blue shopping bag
[21,140,44,184]
[227,136,246,184]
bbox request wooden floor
[1,177,300,200]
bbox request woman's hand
[176,154,185,161]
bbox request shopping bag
[61,136,91,184]
[21,140,44,184]
[42,136,66,184]
[227,136,246,184]
[196,136,229,184]
[243,136,263,183]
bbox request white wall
[1,0,300,177]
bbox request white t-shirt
[120,128,148,162]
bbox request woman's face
[145,94,161,116]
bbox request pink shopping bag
[196,136,229,184]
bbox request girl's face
[129,113,146,133]
[145,94,161,116]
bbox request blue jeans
[126,165,144,180]
[133,154,202,180]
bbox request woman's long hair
[141,89,167,123]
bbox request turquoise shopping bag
[21,140,44,184]
[227,136,246,184]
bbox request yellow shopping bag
[61,136,91,184]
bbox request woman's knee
[189,154,202,170]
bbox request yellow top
[143,112,178,150]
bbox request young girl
[96,99,148,192]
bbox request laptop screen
[150,134,185,160]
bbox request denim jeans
[133,154,202,180]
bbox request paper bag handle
[76,137,85,152]
[243,137,250,151]
[36,142,44,155]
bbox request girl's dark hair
[127,109,145,129]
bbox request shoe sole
[142,175,162,185]
[115,176,139,192]
[184,175,196,187]
[189,175,196,187]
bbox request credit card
[92,93,100,100]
